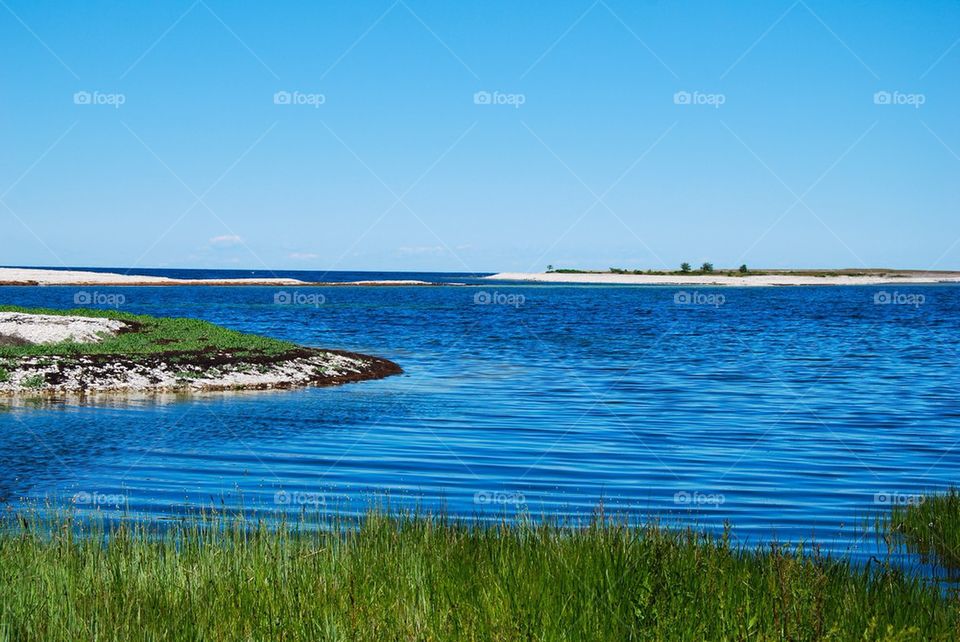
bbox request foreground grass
[891,489,960,570]
[0,305,296,360]
[0,513,956,641]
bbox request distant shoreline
[0,268,437,287]
[486,270,960,286]
[4,266,960,287]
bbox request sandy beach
[0,268,434,287]
[486,271,960,287]
[0,268,308,286]
[0,311,128,345]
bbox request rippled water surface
[2,279,959,562]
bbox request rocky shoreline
[0,348,401,395]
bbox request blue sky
[2,0,958,272]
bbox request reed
[890,488,960,570]
[0,510,956,640]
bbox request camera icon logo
[73,91,91,105]
[273,91,292,105]
[873,91,891,105]
[673,91,691,105]
[473,91,492,105]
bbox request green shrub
[21,374,45,389]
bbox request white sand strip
[0,268,308,286]
[485,272,960,286]
[0,268,445,287]
[0,312,128,345]
[344,280,432,286]
[0,268,306,285]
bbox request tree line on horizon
[546,263,751,275]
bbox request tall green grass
[891,489,960,570]
[0,511,956,640]
[0,305,297,359]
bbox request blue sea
[2,270,958,569]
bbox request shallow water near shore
[1,276,959,570]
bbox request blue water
[1,274,959,566]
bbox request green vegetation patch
[0,306,298,361]
[891,489,960,569]
[0,512,955,640]
[19,374,46,389]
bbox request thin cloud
[398,245,446,255]
[209,234,243,247]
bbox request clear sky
[2,0,958,272]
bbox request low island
[487,266,960,286]
[0,306,401,395]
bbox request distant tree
[680,262,692,273]
[701,262,714,273]
[739,264,749,274]
[546,264,554,272]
